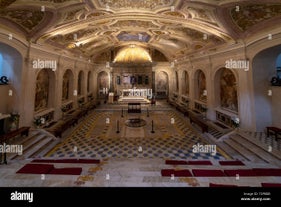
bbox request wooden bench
[128,103,141,113]
[266,126,281,141]
[0,126,30,164]
[46,117,78,138]
[189,115,208,133]
[0,126,30,143]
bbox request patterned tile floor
[46,102,229,160]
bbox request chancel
[1,0,281,190]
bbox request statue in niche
[182,71,189,95]
[198,71,206,101]
[35,70,49,111]
[62,73,69,101]
[98,72,109,89]
[78,73,82,95]
[220,69,238,111]
[156,72,168,91]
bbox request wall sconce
[103,88,108,94]
[40,117,45,124]
[203,90,207,96]
[8,89,13,96]
[106,62,110,68]
[268,89,272,96]
[73,90,77,96]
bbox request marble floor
[0,100,281,188]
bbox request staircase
[6,129,60,162]
[220,132,281,167]
[207,127,224,139]
[242,130,280,151]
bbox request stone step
[28,137,60,158]
[21,136,55,159]
[223,138,263,163]
[230,135,280,165]
[237,131,281,160]
[8,135,49,160]
[211,141,246,161]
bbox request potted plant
[61,105,68,119]
[78,98,84,107]
[33,117,42,128]
[87,94,93,101]
[10,113,20,130]
[201,105,208,118]
[231,117,240,129]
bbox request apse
[113,45,152,64]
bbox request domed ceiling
[1,0,281,62]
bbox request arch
[155,71,169,98]
[62,69,74,101]
[214,68,238,112]
[34,68,56,112]
[34,69,49,111]
[97,71,109,98]
[87,71,93,93]
[0,42,23,115]
[175,71,179,92]
[181,70,189,96]
[78,70,85,96]
[252,44,281,131]
[194,69,206,102]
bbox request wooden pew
[266,126,281,141]
[189,115,208,133]
[0,126,30,165]
[0,126,30,143]
[128,103,141,113]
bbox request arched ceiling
[1,0,281,62]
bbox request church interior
[1,0,281,188]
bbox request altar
[118,88,152,104]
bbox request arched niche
[252,44,281,131]
[155,71,169,98]
[175,71,179,92]
[214,68,238,112]
[62,69,74,102]
[0,42,23,114]
[87,71,93,94]
[181,70,189,96]
[194,69,206,102]
[78,70,85,96]
[97,71,109,98]
[34,69,55,112]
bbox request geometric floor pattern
[46,103,229,160]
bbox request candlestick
[116,120,120,133]
[151,120,155,133]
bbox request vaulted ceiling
[1,0,281,62]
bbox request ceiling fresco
[0,0,281,62]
